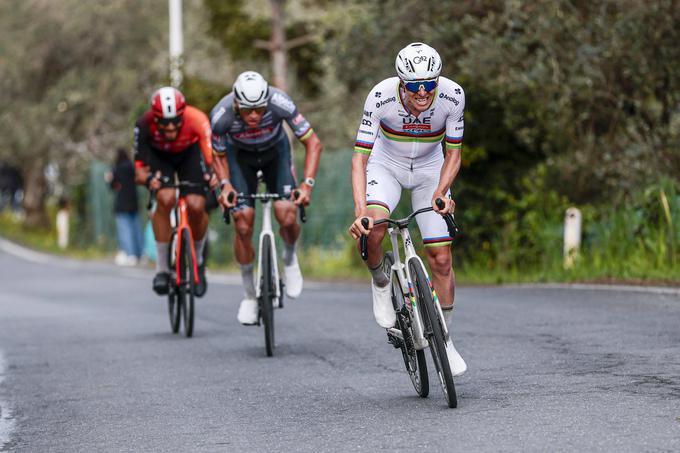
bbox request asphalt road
[0,245,679,452]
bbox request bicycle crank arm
[387,327,404,340]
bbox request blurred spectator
[0,162,23,213]
[106,148,144,266]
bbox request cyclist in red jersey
[134,87,235,297]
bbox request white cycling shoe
[445,337,467,376]
[372,279,396,328]
[284,255,303,299]
[237,298,258,325]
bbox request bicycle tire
[179,230,195,338]
[167,232,180,334]
[385,252,428,398]
[409,259,457,408]
[260,236,275,357]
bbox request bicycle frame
[254,199,281,305]
[172,195,199,287]
[371,204,458,351]
[386,225,450,350]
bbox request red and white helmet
[151,87,186,119]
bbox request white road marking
[0,351,16,449]
[506,283,680,296]
[1,236,677,294]
[0,237,51,264]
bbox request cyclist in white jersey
[348,42,467,376]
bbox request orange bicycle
[150,179,206,337]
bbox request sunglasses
[156,116,183,127]
[403,79,438,93]
[239,106,267,115]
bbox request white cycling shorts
[365,159,452,247]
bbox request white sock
[155,242,169,273]
[240,263,256,299]
[283,241,297,266]
[194,236,207,265]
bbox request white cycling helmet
[233,71,269,108]
[395,42,442,81]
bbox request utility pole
[169,0,183,88]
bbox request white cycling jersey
[354,76,465,247]
[354,76,464,170]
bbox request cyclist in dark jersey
[211,71,323,325]
[134,87,231,297]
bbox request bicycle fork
[255,199,281,306]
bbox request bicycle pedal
[386,332,403,349]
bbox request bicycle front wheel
[179,230,195,338]
[385,252,428,398]
[260,236,275,357]
[409,259,457,408]
[167,232,180,333]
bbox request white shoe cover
[237,298,258,325]
[445,337,467,376]
[371,279,396,328]
[284,255,303,299]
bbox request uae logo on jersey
[368,180,378,186]
[402,116,432,131]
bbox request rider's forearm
[301,133,323,179]
[435,149,461,196]
[212,154,231,183]
[351,152,369,215]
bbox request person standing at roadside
[107,148,144,266]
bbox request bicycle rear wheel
[260,236,275,357]
[385,252,428,398]
[179,230,195,338]
[409,259,457,408]
[167,232,180,333]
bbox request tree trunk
[269,0,288,91]
[22,158,49,229]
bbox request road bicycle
[360,198,460,407]
[150,179,207,338]
[224,185,306,356]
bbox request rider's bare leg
[425,245,455,323]
[274,200,299,265]
[360,208,391,285]
[152,188,176,272]
[186,194,208,264]
[233,207,256,299]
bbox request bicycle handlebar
[221,190,307,225]
[146,178,210,210]
[359,197,461,261]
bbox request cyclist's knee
[234,211,254,238]
[367,223,387,248]
[156,190,176,212]
[427,249,452,276]
[185,196,206,217]
[274,202,296,227]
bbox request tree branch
[284,33,318,50]
[254,39,273,51]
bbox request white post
[563,207,582,269]
[169,0,183,88]
[56,208,69,249]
